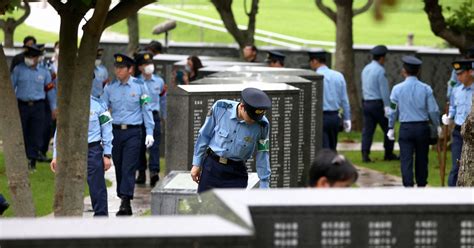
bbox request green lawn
[0,11,58,44]
[340,149,453,187]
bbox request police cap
[241,87,271,121]
[266,51,285,64]
[308,50,327,61]
[134,51,154,66]
[24,45,43,57]
[370,45,388,56]
[113,53,135,67]
[452,59,474,74]
[402,55,422,71]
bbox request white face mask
[184,64,191,73]
[95,59,101,67]
[144,64,155,75]
[24,57,35,67]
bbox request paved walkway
[338,142,400,151]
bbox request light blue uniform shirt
[361,60,390,106]
[192,100,271,188]
[101,76,155,135]
[447,69,461,99]
[138,74,165,112]
[92,65,109,98]
[389,76,440,128]
[316,65,351,120]
[11,62,57,110]
[449,83,474,126]
[53,96,114,158]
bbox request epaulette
[257,120,268,128]
[215,101,233,109]
[133,78,145,84]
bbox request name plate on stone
[166,83,300,188]
[191,76,319,186]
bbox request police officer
[361,45,398,162]
[134,51,166,187]
[266,51,285,68]
[91,48,109,98]
[442,59,474,186]
[51,93,113,216]
[11,45,57,170]
[446,47,474,101]
[387,56,441,187]
[10,35,36,72]
[309,51,351,150]
[190,88,272,193]
[101,54,155,216]
[243,44,258,62]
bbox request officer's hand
[384,106,391,118]
[103,157,112,171]
[343,120,351,133]
[145,135,154,148]
[191,165,202,183]
[50,159,57,173]
[437,126,443,137]
[387,129,395,141]
[441,114,452,125]
[51,109,58,120]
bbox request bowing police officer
[308,51,351,150]
[266,51,285,68]
[361,45,398,162]
[11,44,57,170]
[101,54,155,216]
[191,88,272,193]
[387,56,440,187]
[442,59,474,186]
[134,51,166,187]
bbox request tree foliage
[445,1,474,38]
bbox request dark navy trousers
[41,103,55,156]
[322,111,340,151]
[18,100,45,160]
[361,100,394,154]
[112,127,141,199]
[448,127,463,186]
[138,112,161,172]
[87,143,108,216]
[398,122,430,187]
[197,155,248,193]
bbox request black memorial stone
[166,83,300,187]
[191,76,318,186]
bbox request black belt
[18,99,44,106]
[400,121,429,125]
[454,125,461,132]
[323,111,339,115]
[152,110,160,115]
[112,124,141,130]
[363,99,383,103]
[88,141,100,148]
[206,148,244,166]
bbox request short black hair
[308,149,358,187]
[23,36,36,45]
[311,57,326,64]
[373,54,384,61]
[403,64,420,75]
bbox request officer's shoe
[150,172,160,187]
[116,197,132,216]
[362,152,372,163]
[0,200,9,215]
[37,153,52,163]
[384,153,400,161]
[28,159,37,171]
[135,170,146,184]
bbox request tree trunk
[457,98,474,186]
[0,46,35,217]
[126,12,139,56]
[334,0,362,130]
[3,22,14,48]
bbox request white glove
[437,126,443,137]
[384,106,391,118]
[343,120,351,133]
[441,114,452,125]
[387,129,395,141]
[145,135,154,148]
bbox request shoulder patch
[133,78,144,84]
[258,120,268,128]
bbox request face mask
[144,64,155,75]
[95,59,101,67]
[184,64,191,73]
[24,57,35,67]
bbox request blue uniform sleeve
[141,84,155,135]
[378,70,390,107]
[52,130,57,159]
[426,87,440,127]
[448,87,457,118]
[255,123,271,188]
[11,67,18,91]
[340,75,351,120]
[192,104,218,167]
[388,88,398,128]
[44,72,57,110]
[446,70,457,99]
[100,84,111,108]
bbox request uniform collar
[462,83,474,91]
[230,102,239,120]
[119,76,133,86]
[405,76,418,83]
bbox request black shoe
[116,198,132,216]
[150,172,160,187]
[0,201,9,215]
[28,159,36,171]
[37,153,52,163]
[362,152,372,163]
[135,170,146,184]
[384,153,400,161]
